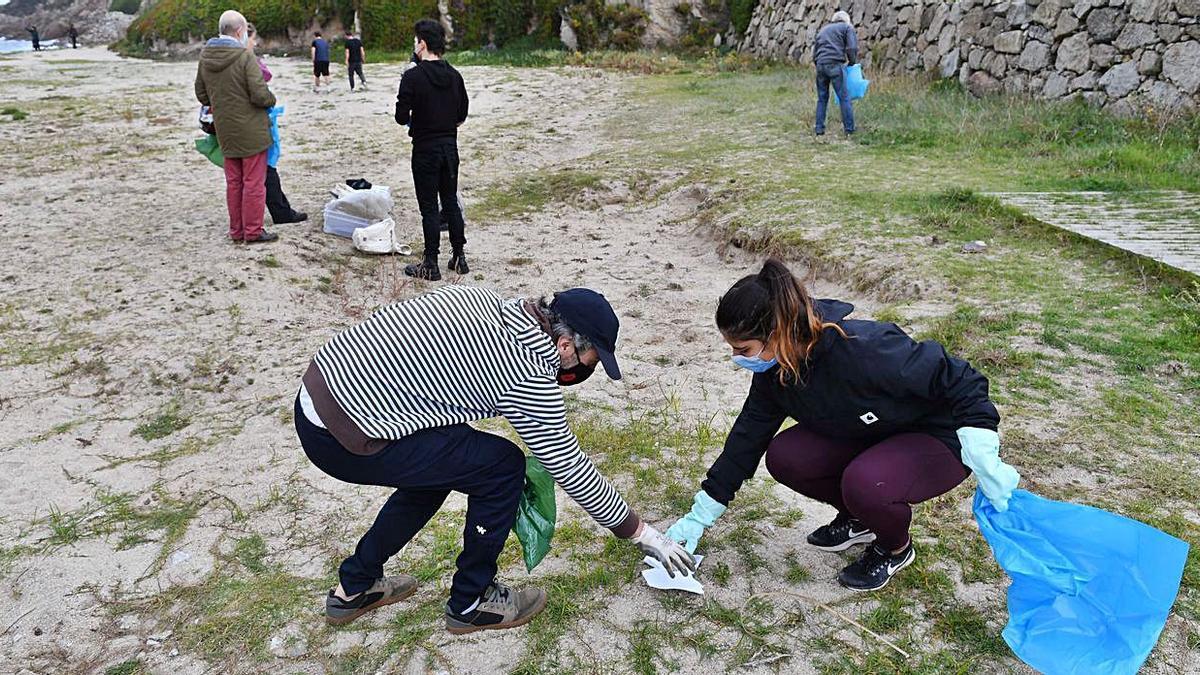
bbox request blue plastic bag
[267,105,284,168]
[833,63,869,105]
[973,488,1188,674]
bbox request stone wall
[742,0,1200,115]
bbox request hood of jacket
[814,298,854,323]
[417,59,455,88]
[201,37,246,73]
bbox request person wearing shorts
[311,32,331,90]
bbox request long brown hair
[715,258,846,383]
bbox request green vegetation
[123,0,666,52]
[131,398,191,440]
[1,106,27,121]
[109,0,141,14]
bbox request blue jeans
[815,62,855,134]
[295,396,525,612]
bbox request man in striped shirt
[294,284,695,633]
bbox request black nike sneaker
[325,575,418,626]
[837,541,916,592]
[806,516,877,552]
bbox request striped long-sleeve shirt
[305,285,633,532]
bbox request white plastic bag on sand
[327,185,393,221]
[351,218,413,255]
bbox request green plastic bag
[514,456,556,572]
[194,134,223,167]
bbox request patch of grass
[131,398,191,440]
[1,106,28,121]
[233,534,268,574]
[472,168,607,219]
[258,254,281,268]
[934,604,1011,658]
[862,595,911,634]
[103,660,143,675]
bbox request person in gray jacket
[812,10,859,136]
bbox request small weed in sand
[103,660,143,675]
[1,107,27,121]
[131,398,191,440]
[259,255,281,268]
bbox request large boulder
[1031,0,1062,25]
[1055,32,1091,72]
[1055,11,1080,38]
[1018,39,1052,69]
[1114,22,1158,52]
[994,29,1025,52]
[1043,71,1072,97]
[1129,0,1164,19]
[967,69,1004,96]
[1099,60,1141,98]
[1162,40,1200,94]
[1085,7,1124,41]
[1176,0,1200,16]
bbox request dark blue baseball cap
[550,288,622,380]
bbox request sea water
[0,38,60,53]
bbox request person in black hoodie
[395,19,469,281]
[666,258,1016,592]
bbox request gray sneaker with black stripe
[445,580,547,635]
[325,575,418,626]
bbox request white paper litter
[640,555,704,595]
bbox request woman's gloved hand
[665,490,727,554]
[957,427,1020,512]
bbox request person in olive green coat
[195,10,278,244]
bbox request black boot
[405,255,442,281]
[447,250,469,274]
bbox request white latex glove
[631,522,697,578]
[957,427,1020,512]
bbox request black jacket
[394,60,468,149]
[700,299,1000,506]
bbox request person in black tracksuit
[395,19,469,281]
[667,258,1011,592]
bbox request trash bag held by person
[812,11,859,136]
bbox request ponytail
[715,258,846,383]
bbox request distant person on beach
[311,31,331,91]
[246,23,307,225]
[394,19,469,281]
[26,26,40,51]
[812,10,858,136]
[344,28,366,91]
[194,10,278,244]
[68,24,78,49]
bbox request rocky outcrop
[0,0,133,45]
[742,0,1199,116]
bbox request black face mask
[556,361,596,386]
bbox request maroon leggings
[765,427,968,551]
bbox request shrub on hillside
[564,0,646,51]
[109,0,141,15]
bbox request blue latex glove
[665,490,727,554]
[957,427,1020,512]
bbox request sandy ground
[0,48,1189,674]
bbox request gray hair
[536,298,594,356]
[219,10,247,37]
[832,10,852,24]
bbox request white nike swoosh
[848,528,871,538]
[886,556,910,575]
